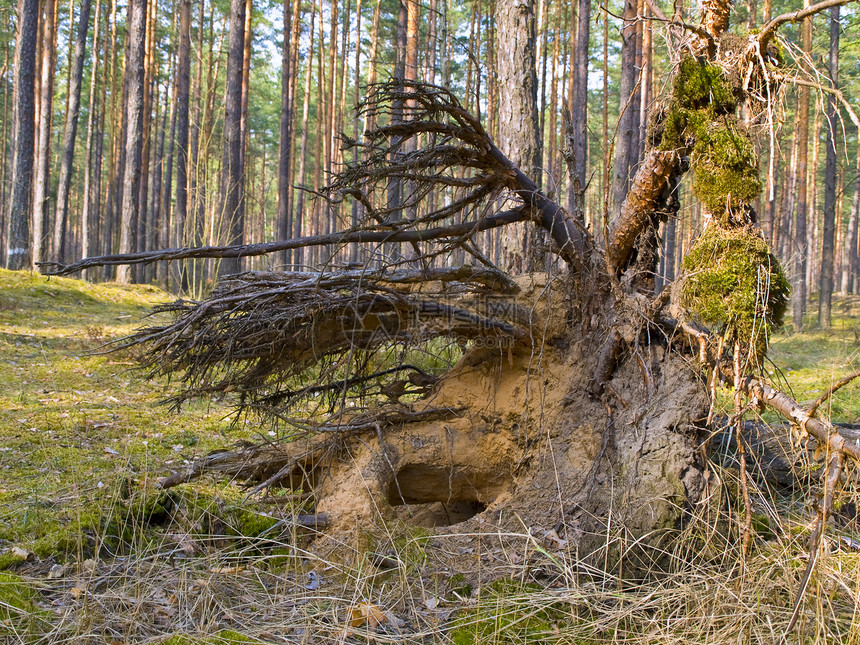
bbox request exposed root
[123,267,526,415]
[158,406,464,490]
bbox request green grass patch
[0,269,266,566]
[450,579,583,645]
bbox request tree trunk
[53,0,92,265]
[6,0,39,271]
[116,0,146,284]
[277,0,294,267]
[33,0,57,266]
[218,0,246,277]
[818,4,839,327]
[294,1,315,271]
[323,0,338,251]
[497,0,540,274]
[569,0,590,218]
[610,0,640,212]
[791,9,812,331]
[80,0,102,275]
[101,0,119,276]
[843,146,860,295]
[174,0,191,286]
[135,0,156,283]
[158,43,177,288]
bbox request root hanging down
[123,265,528,420]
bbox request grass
[1,268,860,643]
[765,294,860,420]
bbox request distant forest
[0,0,858,321]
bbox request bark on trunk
[277,0,294,267]
[175,0,191,284]
[294,2,315,271]
[32,0,57,266]
[80,0,102,272]
[116,0,146,284]
[569,0,590,217]
[818,5,839,327]
[843,147,860,294]
[791,10,812,330]
[610,0,640,212]
[218,0,246,277]
[497,0,540,274]
[6,0,38,271]
[53,0,92,265]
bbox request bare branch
[756,0,856,47]
[741,376,860,462]
[40,208,529,276]
[771,73,860,129]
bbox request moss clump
[673,57,737,113]
[682,225,790,363]
[692,123,761,221]
[658,57,760,223]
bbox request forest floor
[2,268,860,644]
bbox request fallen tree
[44,0,860,589]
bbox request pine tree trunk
[218,0,246,277]
[158,44,177,287]
[277,0,294,266]
[80,0,102,274]
[53,0,92,265]
[819,7,838,327]
[115,0,146,284]
[294,1,316,271]
[6,0,39,270]
[135,0,156,283]
[174,0,191,287]
[349,0,362,263]
[610,0,640,212]
[497,0,540,274]
[842,148,860,294]
[791,8,812,331]
[569,0,590,219]
[33,0,57,266]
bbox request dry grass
[2,269,860,644]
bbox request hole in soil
[386,464,504,528]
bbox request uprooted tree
[45,0,860,577]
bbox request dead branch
[770,73,860,129]
[756,0,856,48]
[39,208,529,276]
[742,376,860,463]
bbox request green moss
[0,572,36,618]
[450,579,576,645]
[447,573,474,599]
[224,507,280,538]
[673,57,736,113]
[682,225,790,363]
[692,124,761,221]
[657,57,761,224]
[161,630,265,644]
[0,571,44,643]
